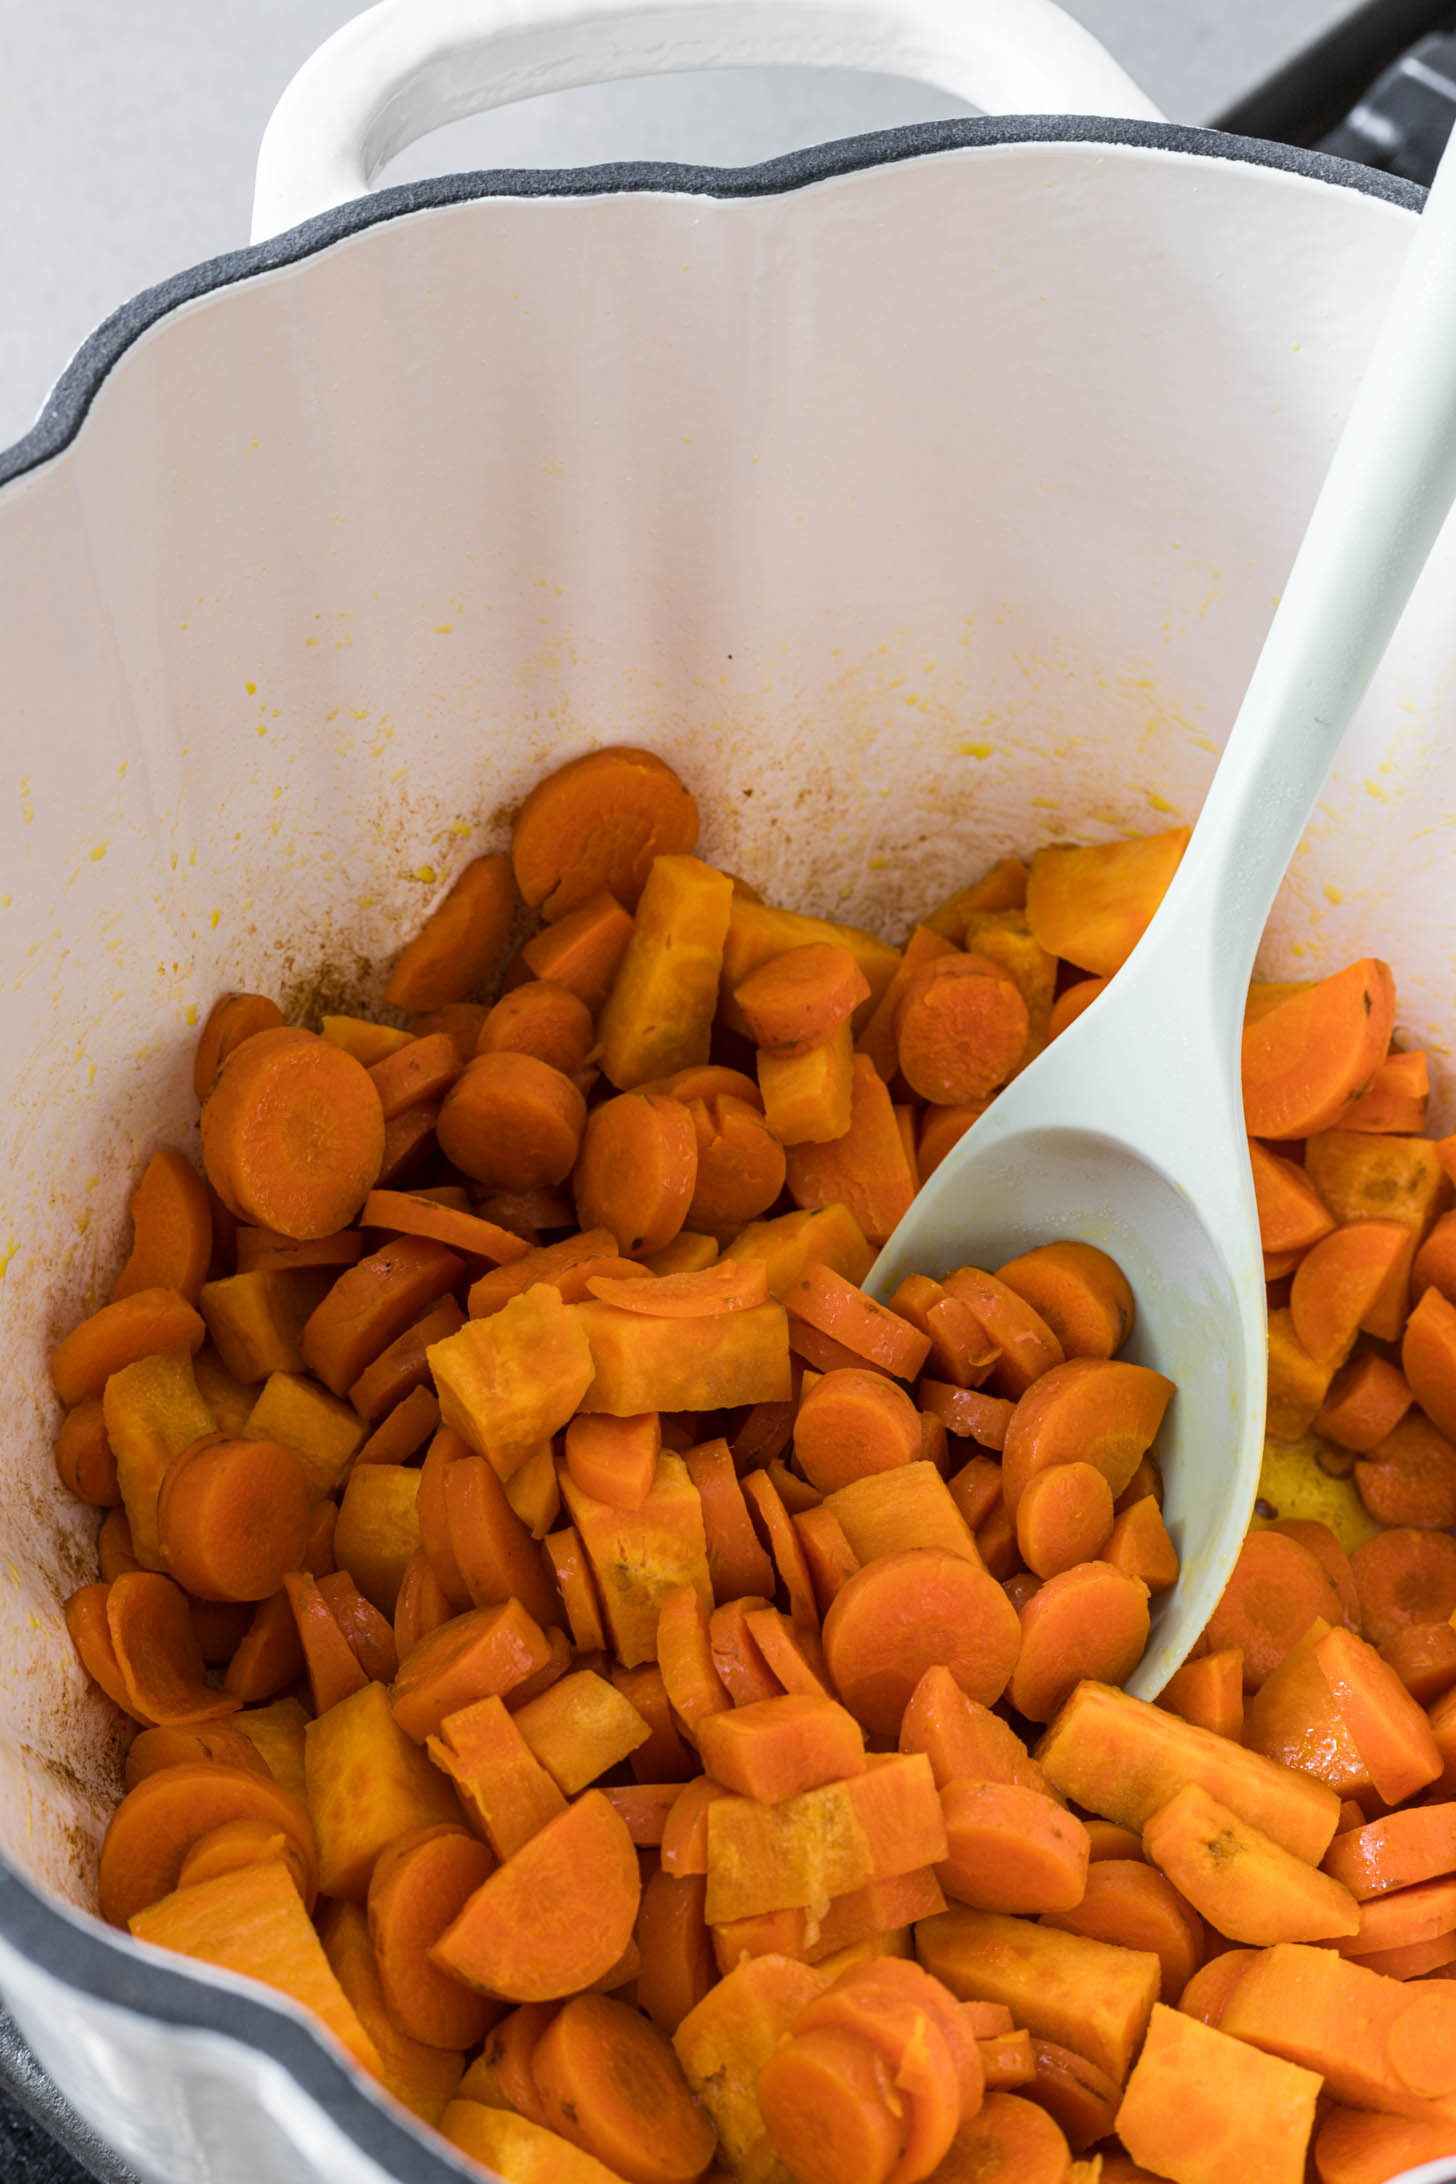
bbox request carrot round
[1245,961,1398,1140]
[522,890,636,1012]
[65,1584,134,1713]
[681,1093,786,1234]
[683,1439,775,1602]
[366,1033,463,1123]
[531,1991,717,2184]
[787,1267,931,1380]
[384,853,516,1012]
[1323,1804,1456,1902]
[994,1242,1134,1362]
[657,1582,731,1735]
[1397,1284,1456,1441]
[511,747,699,919]
[939,1781,1090,1915]
[123,1722,271,1791]
[1175,1948,1259,2030]
[437,1051,586,1191]
[50,1286,205,1408]
[1104,1494,1180,1597]
[367,1822,499,2049]
[574,1091,699,1255]
[1203,1529,1343,1690]
[200,1027,385,1239]
[1013,1461,1115,1579]
[1046,1857,1204,2003]
[97,1758,316,1926]
[1262,1518,1358,1631]
[1047,977,1108,1040]
[757,2024,904,2184]
[1007,1561,1151,1723]
[478,981,595,1076]
[193,991,284,1100]
[113,1150,213,1306]
[392,1600,555,1743]
[224,1589,306,1703]
[394,1547,457,1664]
[940,1269,1065,1399]
[177,1816,313,1907]
[798,1963,975,2183]
[586,1261,769,1317]
[360,1188,527,1266]
[54,1398,121,1507]
[1025,2040,1120,2155]
[299,1234,463,1396]
[564,1412,660,1509]
[1316,1353,1413,1452]
[927,2093,1070,2184]
[1314,2106,1456,2184]
[1350,1525,1456,1646]
[104,1572,240,1728]
[918,1382,1016,1451]
[635,1868,715,2036]
[793,1370,923,1494]
[822,1548,1022,1733]
[1356,1410,1456,1530]
[1381,1618,1456,1704]
[1291,1219,1412,1370]
[734,943,871,1057]
[430,1789,641,2001]
[918,1105,985,1179]
[1000,1356,1175,1514]
[895,956,1029,1106]
[156,1433,310,1602]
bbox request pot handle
[252,0,1162,240]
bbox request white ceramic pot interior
[0,131,1450,1943]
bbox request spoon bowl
[868,120,1456,1680]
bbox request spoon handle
[1145,134,1456,1038]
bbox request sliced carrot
[992,1242,1134,1362]
[698,1694,863,1804]
[940,1270,1065,1401]
[1144,1784,1357,1947]
[1085,1820,1146,1862]
[1205,1530,1344,1690]
[477,982,595,1076]
[113,1150,213,1306]
[657,1582,731,1734]
[1403,1284,1456,1442]
[1047,977,1108,1040]
[1157,1651,1244,1742]
[1009,1561,1150,1724]
[756,1028,857,1151]
[443,1450,562,1633]
[102,1569,240,1728]
[1002,1360,1174,1520]
[546,1527,608,1653]
[1026,829,1189,977]
[784,1054,916,1247]
[1013,1462,1115,1580]
[375,1101,442,1189]
[354,1384,440,1469]
[895,955,1029,1105]
[564,1412,660,1510]
[744,1607,832,1699]
[574,1091,698,1255]
[899,1666,1048,1796]
[681,1094,787,1234]
[1381,1620,1456,1704]
[1242,1619,1370,1800]
[1115,2002,1320,2184]
[735,943,871,1057]
[924,857,1030,936]
[609,1663,698,1784]
[1350,1525,1456,1646]
[1247,1139,1336,1264]
[531,1990,718,2184]
[1314,2108,1456,2184]
[973,2030,1035,2094]
[1338,1874,1456,1961]
[392,1600,554,1743]
[857,925,959,1081]
[425,1694,565,1860]
[793,1370,923,1494]
[585,1261,769,1317]
[367,1033,462,1124]
[51,1289,205,1409]
[797,1958,978,2180]
[281,1569,369,1715]
[1355,1411,1456,1529]
[635,1868,715,2036]
[430,1789,641,2002]
[886,1277,998,1389]
[1306,1128,1451,1338]
[822,1549,1021,1733]
[1337,1048,1430,1133]
[123,1722,271,1790]
[926,2093,1071,2184]
[511,748,698,919]
[1176,1949,1259,2030]
[1324,1805,1456,1903]
[64,1584,135,1713]
[792,1504,861,1619]
[234,1225,366,1276]
[367,1823,499,2049]
[918,1383,1016,1451]
[1261,1517,1359,1630]
[918,1105,986,1180]
[98,1759,316,1929]
[786,1268,931,1381]
[54,1398,120,1508]
[384,854,516,1011]
[598,854,734,1089]
[360,1188,528,1265]
[946,1458,1000,1538]
[223,1589,306,1703]
[1316,1624,1443,1804]
[522,890,635,1013]
[756,2024,903,2184]
[741,1467,821,1632]
[1104,1494,1179,1597]
[391,1547,455,1667]
[436,1051,586,1191]
[193,991,286,1100]
[1242,960,1397,1140]
[1290,1219,1412,1369]
[318,1570,398,1683]
[684,1439,776,1602]
[1025,2040,1120,2155]
[200,1027,385,1240]
[938,1782,1089,1916]
[155,1432,309,1604]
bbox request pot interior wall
[0,136,1451,1909]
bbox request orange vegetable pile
[47,742,1456,2184]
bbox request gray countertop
[3,0,1349,452]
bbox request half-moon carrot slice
[51,1288,205,1408]
[383,853,516,1013]
[1007,1561,1150,1724]
[113,1150,213,1306]
[105,1572,241,1728]
[477,982,595,1076]
[1000,1357,1174,1512]
[1014,1462,1115,1580]
[367,1033,464,1122]
[360,1188,529,1265]
[993,1242,1134,1362]
[511,748,699,920]
[123,1722,272,1791]
[1205,1530,1343,1690]
[1241,959,1396,1139]
[683,1439,775,1603]
[177,1816,314,1908]
[193,991,284,1100]
[939,1782,1090,1916]
[97,1758,316,1927]
[368,1822,500,2049]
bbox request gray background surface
[2,0,1346,452]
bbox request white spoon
[868,133,1456,1697]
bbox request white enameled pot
[0,4,1452,2180]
